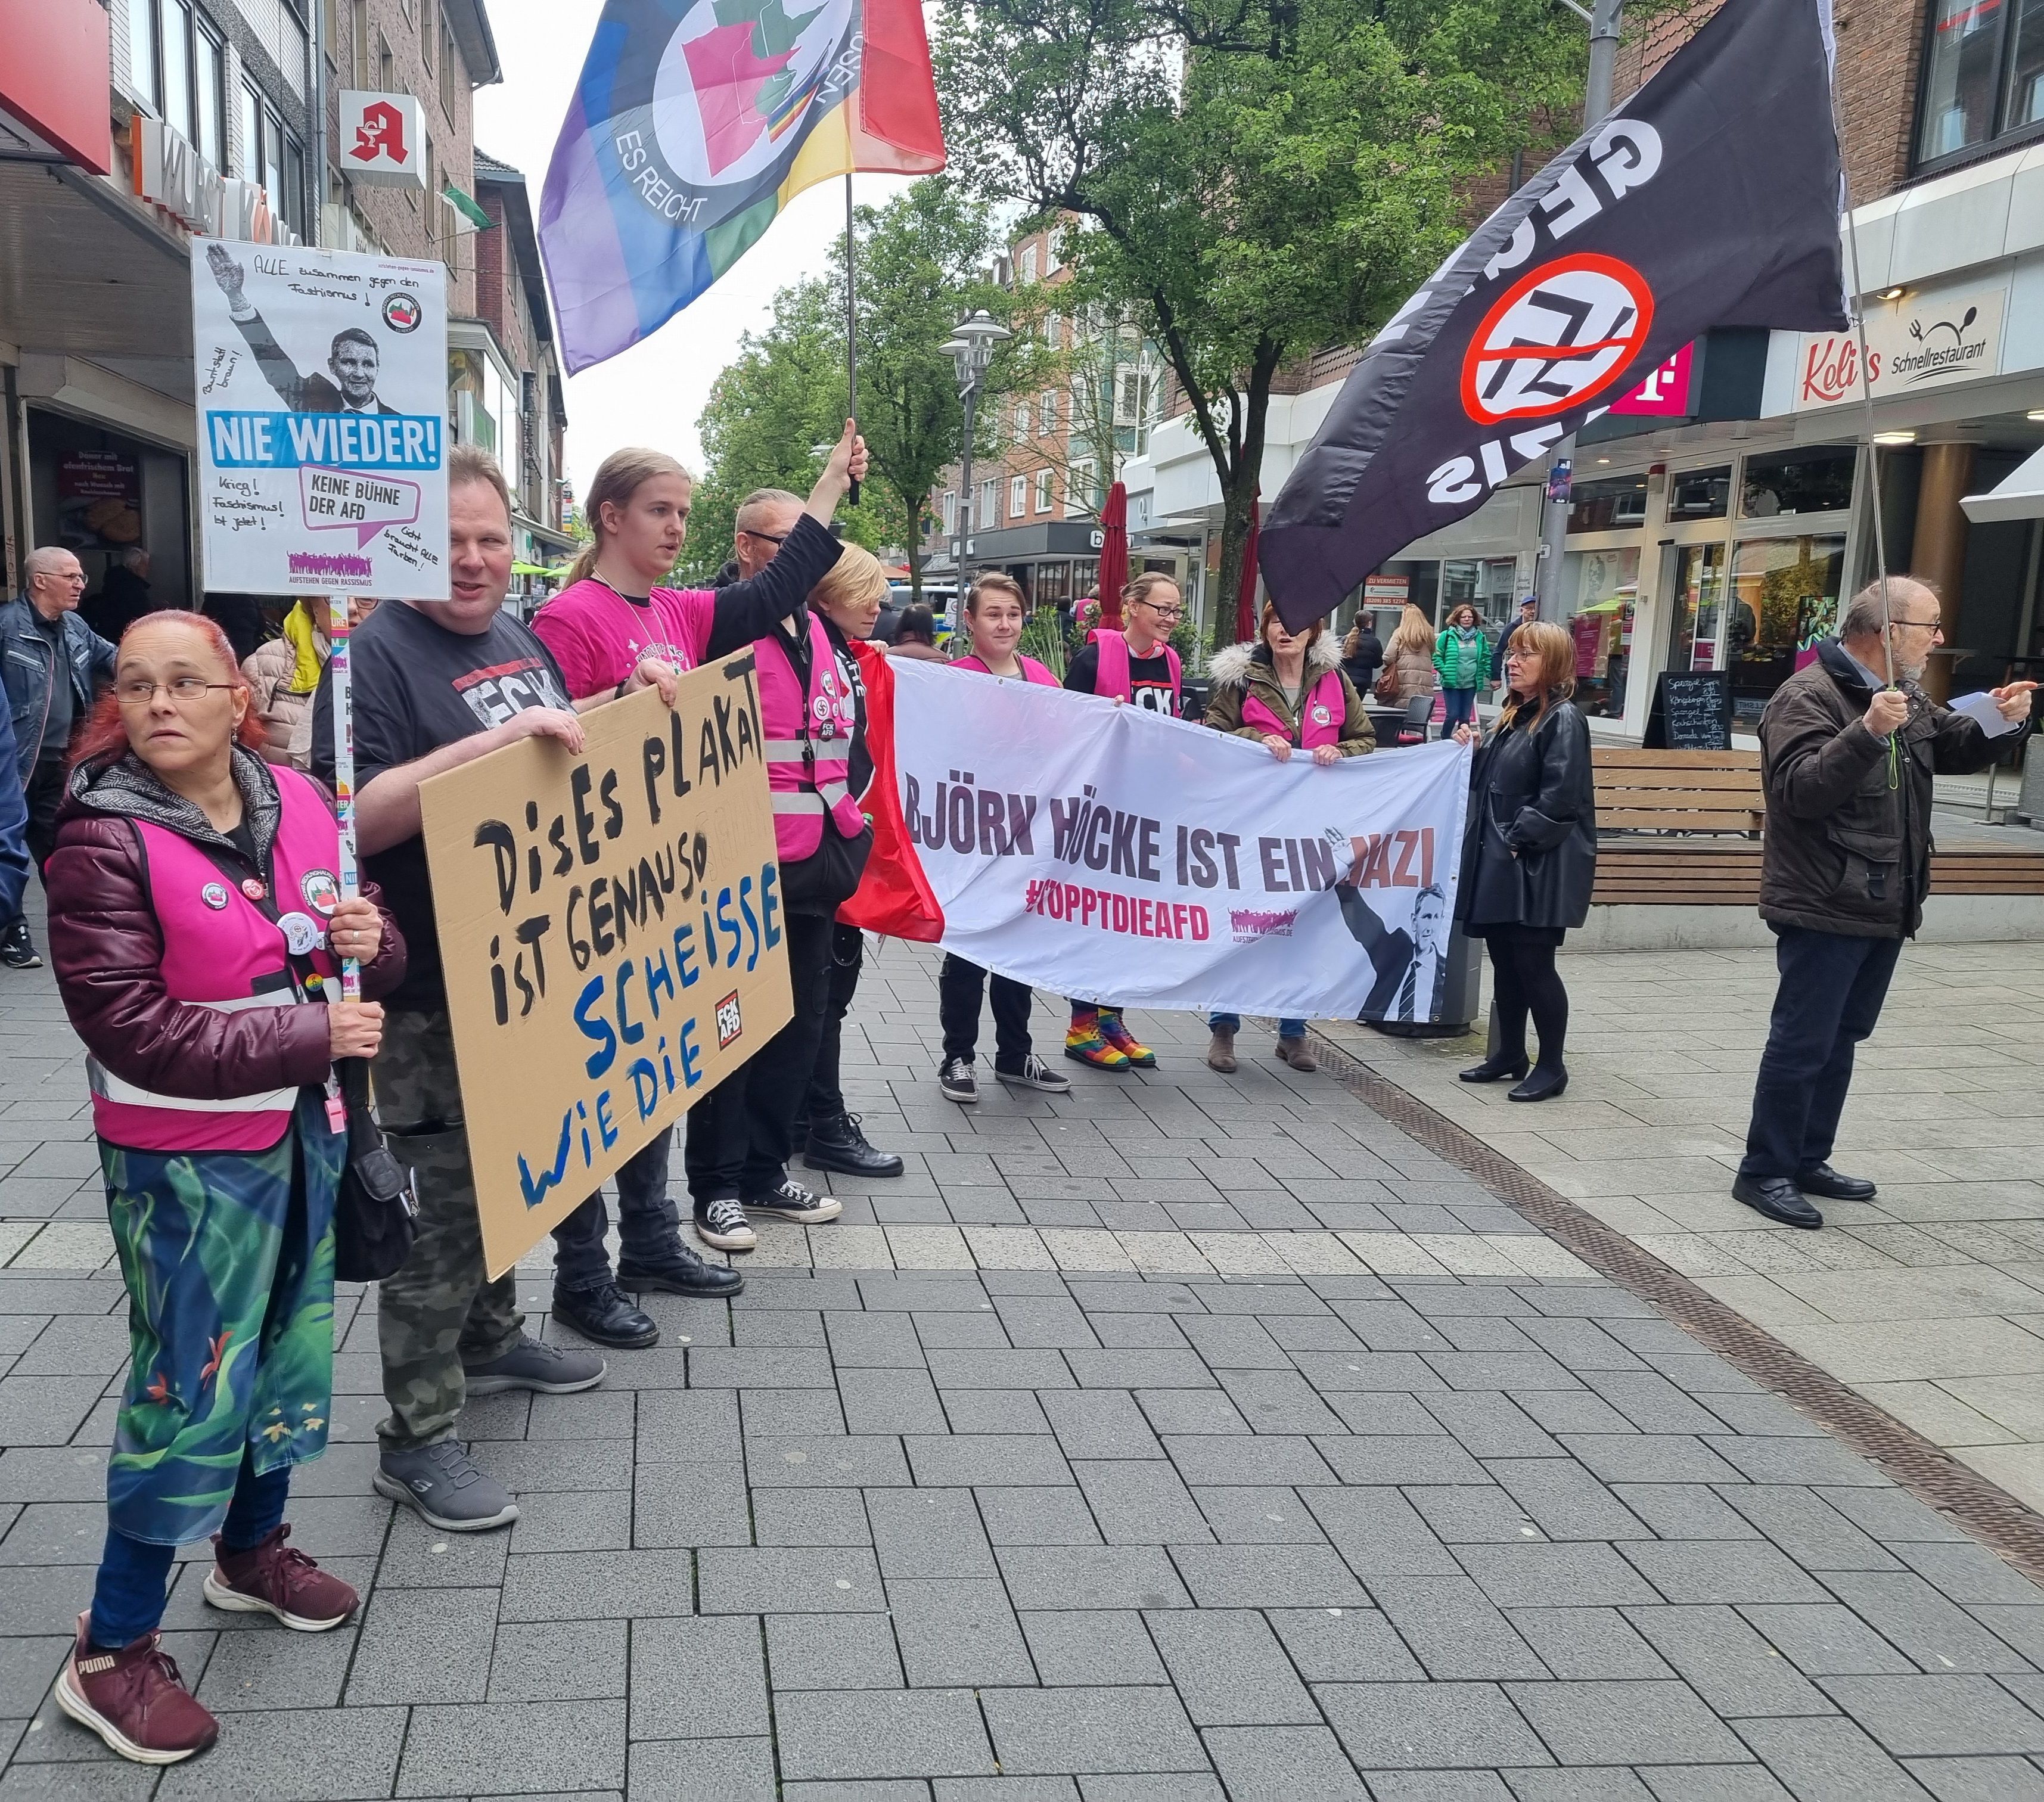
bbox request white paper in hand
[1949,690,2023,738]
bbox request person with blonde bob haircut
[525,427,868,1340]
[1449,620,1596,1102]
[788,542,909,1183]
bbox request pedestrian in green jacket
[1435,604,1489,735]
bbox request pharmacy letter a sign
[192,238,449,599]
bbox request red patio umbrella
[1096,481,1129,629]
[1235,492,1262,644]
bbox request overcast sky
[471,0,918,503]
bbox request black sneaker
[743,1179,843,1225]
[804,1112,905,1179]
[995,1053,1071,1094]
[549,1281,659,1349]
[694,1196,757,1253]
[617,1245,744,1297]
[0,921,41,971]
[938,1056,978,1104]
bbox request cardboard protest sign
[420,658,792,1276]
[192,238,448,598]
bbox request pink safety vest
[89,767,342,1154]
[950,653,1061,687]
[1092,630,1182,710]
[1242,667,1346,749]
[757,613,867,862]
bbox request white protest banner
[888,660,1471,1022]
[192,238,448,598]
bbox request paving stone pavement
[1323,939,2044,1517]
[1,911,2044,1798]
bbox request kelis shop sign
[1793,284,2007,411]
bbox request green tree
[851,179,1004,599]
[937,0,1586,644]
[681,181,1007,596]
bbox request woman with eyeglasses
[1450,619,1596,1103]
[44,611,405,1764]
[1058,572,1185,1070]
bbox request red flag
[1096,481,1129,629]
[838,640,945,942]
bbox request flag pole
[327,596,362,1001]
[1832,80,1894,691]
[844,172,861,508]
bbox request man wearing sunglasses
[1735,575,2035,1230]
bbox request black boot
[550,1281,659,1349]
[803,1111,904,1179]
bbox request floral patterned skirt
[98,1091,344,1545]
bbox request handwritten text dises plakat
[420,657,793,1278]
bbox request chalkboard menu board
[1644,670,1732,750]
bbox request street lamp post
[942,310,1011,584]
[1533,0,1625,621]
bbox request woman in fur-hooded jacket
[1204,613,1377,759]
[1199,606,1375,1078]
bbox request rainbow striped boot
[1098,1010,1157,1068]
[1064,1009,1130,1071]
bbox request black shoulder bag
[204,835,420,1281]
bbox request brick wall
[1613,0,1919,206]
[320,0,478,315]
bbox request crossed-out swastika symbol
[1459,253,1655,427]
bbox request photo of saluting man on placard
[1331,831,1450,1023]
[206,243,399,415]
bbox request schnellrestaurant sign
[1790,283,2007,412]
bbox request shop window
[129,0,159,110]
[1567,474,1649,533]
[1037,561,1072,601]
[1440,558,1520,631]
[1917,0,2044,167]
[1740,446,1854,518]
[162,0,192,144]
[195,23,225,170]
[1564,547,1641,720]
[1727,534,1846,721]
[1668,542,1728,672]
[1667,464,1731,521]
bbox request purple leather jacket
[46,747,403,1104]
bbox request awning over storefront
[1962,445,2044,524]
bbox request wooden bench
[1586,747,2044,905]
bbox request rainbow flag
[539,0,946,375]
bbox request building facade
[1127,0,2044,728]
[921,220,1173,606]
[0,0,569,617]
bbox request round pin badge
[241,878,267,902]
[300,869,341,917]
[201,882,230,911]
[1311,703,1332,726]
[278,911,323,956]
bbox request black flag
[1260,0,1849,628]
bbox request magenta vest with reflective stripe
[756,614,866,861]
[89,768,341,1154]
[1242,667,1345,748]
[951,654,1061,687]
[1092,630,1182,709]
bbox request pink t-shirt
[530,579,717,700]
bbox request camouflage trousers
[372,1008,524,1451]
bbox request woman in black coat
[1451,619,1597,1101]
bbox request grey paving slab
[2,936,2043,1797]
